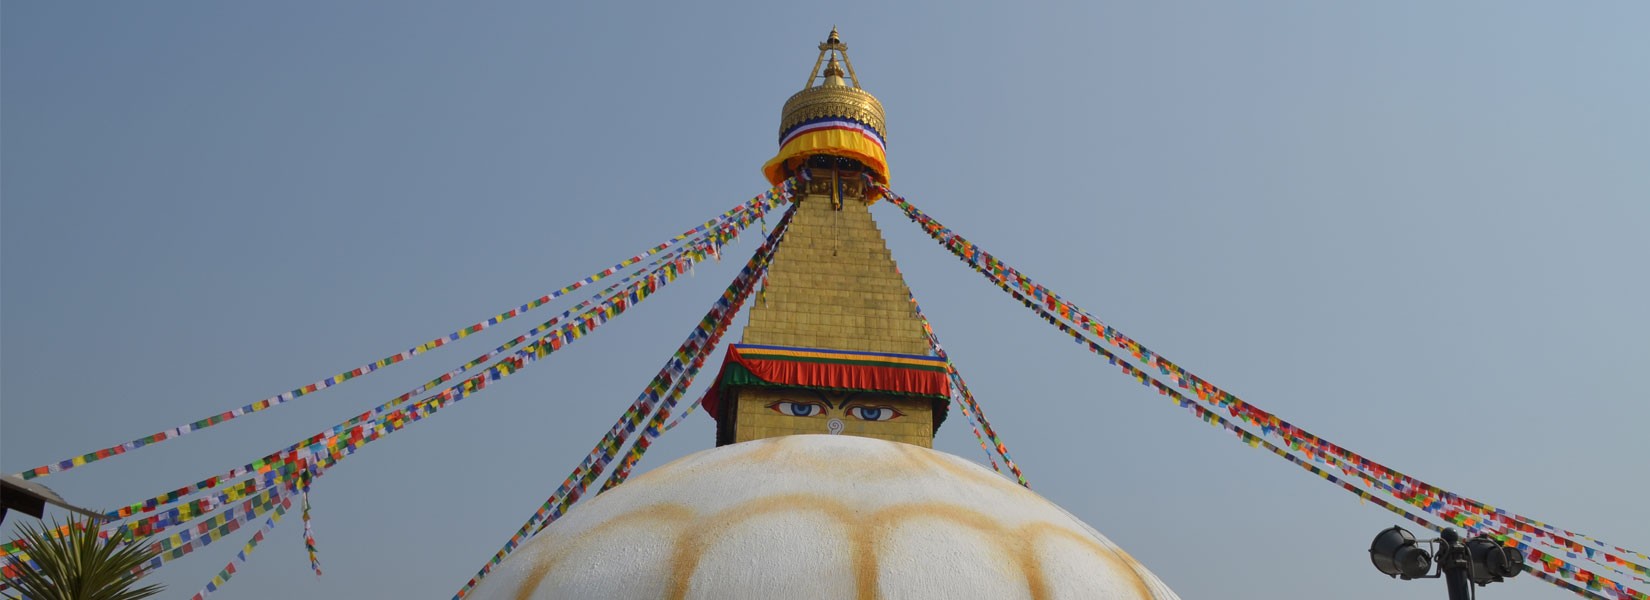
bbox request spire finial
[806,27,858,89]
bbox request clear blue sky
[4,3,1645,599]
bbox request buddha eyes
[765,401,903,421]
[768,401,826,417]
[847,406,902,422]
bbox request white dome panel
[470,435,1179,600]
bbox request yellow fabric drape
[762,127,890,189]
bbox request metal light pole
[1437,528,1473,600]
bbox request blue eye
[847,406,902,421]
[768,401,824,417]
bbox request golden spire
[806,26,858,89]
[763,28,890,186]
[787,27,879,130]
[728,29,940,448]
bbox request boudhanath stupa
[467,29,1182,600]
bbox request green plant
[2,516,163,600]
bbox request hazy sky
[3,3,1646,599]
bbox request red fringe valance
[702,344,950,421]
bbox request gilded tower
[466,31,1185,600]
[704,29,949,448]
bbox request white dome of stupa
[469,435,1180,600]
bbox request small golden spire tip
[823,57,845,80]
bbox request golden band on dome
[778,86,885,142]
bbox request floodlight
[1367,526,1523,600]
[1370,525,1433,580]
[1466,535,1525,585]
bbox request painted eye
[847,406,902,421]
[767,401,825,417]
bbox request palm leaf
[2,515,163,600]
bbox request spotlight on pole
[1367,526,1524,600]
[1466,535,1526,585]
[1371,526,1433,579]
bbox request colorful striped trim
[717,363,948,398]
[779,116,886,148]
[732,344,944,369]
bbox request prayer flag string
[300,469,322,576]
[97,470,283,541]
[137,484,286,562]
[888,185,1648,572]
[880,187,1645,599]
[593,208,793,494]
[13,181,795,482]
[0,471,283,563]
[926,226,1637,597]
[1,184,797,594]
[902,280,1021,485]
[177,191,789,595]
[160,213,753,589]
[95,245,689,524]
[188,494,293,600]
[658,395,702,433]
[86,185,792,524]
[113,182,789,597]
[1192,388,1628,598]
[451,198,798,600]
[137,459,318,597]
[599,210,784,491]
[130,484,293,580]
[880,186,1643,558]
[528,202,793,528]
